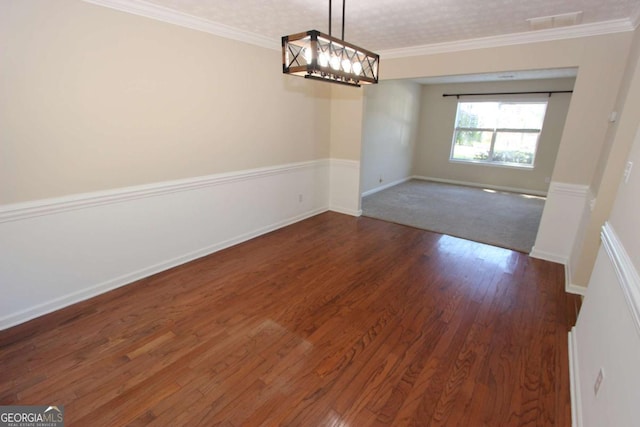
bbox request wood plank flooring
[0,212,580,426]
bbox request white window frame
[449,99,548,169]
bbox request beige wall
[361,80,421,193]
[414,78,574,193]
[380,34,632,188]
[590,28,640,195]
[329,85,364,160]
[572,26,640,285]
[0,0,331,204]
[610,128,640,272]
[608,35,640,271]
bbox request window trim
[449,100,547,169]
[448,158,536,171]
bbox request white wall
[360,80,422,195]
[329,159,362,216]
[571,198,640,427]
[531,182,590,267]
[0,159,372,330]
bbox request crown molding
[0,159,328,223]
[379,18,636,59]
[83,0,636,58]
[82,0,280,50]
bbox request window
[450,100,547,168]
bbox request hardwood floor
[0,212,580,426]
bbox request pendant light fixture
[281,0,379,87]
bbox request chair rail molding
[601,221,640,334]
[0,159,337,330]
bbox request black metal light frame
[281,1,379,87]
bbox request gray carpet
[361,180,545,253]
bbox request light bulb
[342,59,352,73]
[303,48,312,64]
[352,62,362,75]
[319,52,329,67]
[330,55,340,71]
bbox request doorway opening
[359,68,577,253]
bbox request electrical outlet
[379,175,383,183]
[594,368,605,396]
[298,194,303,203]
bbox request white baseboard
[568,328,583,427]
[529,247,586,295]
[0,208,326,330]
[529,247,568,264]
[361,177,411,198]
[564,258,588,296]
[566,283,588,296]
[330,207,363,217]
[0,159,337,330]
[412,175,548,197]
[564,262,587,296]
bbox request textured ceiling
[140,0,640,51]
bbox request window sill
[448,159,534,170]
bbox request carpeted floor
[361,179,546,253]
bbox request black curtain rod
[442,90,573,98]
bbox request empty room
[1,1,639,426]
[360,73,575,254]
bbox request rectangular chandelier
[282,30,379,87]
